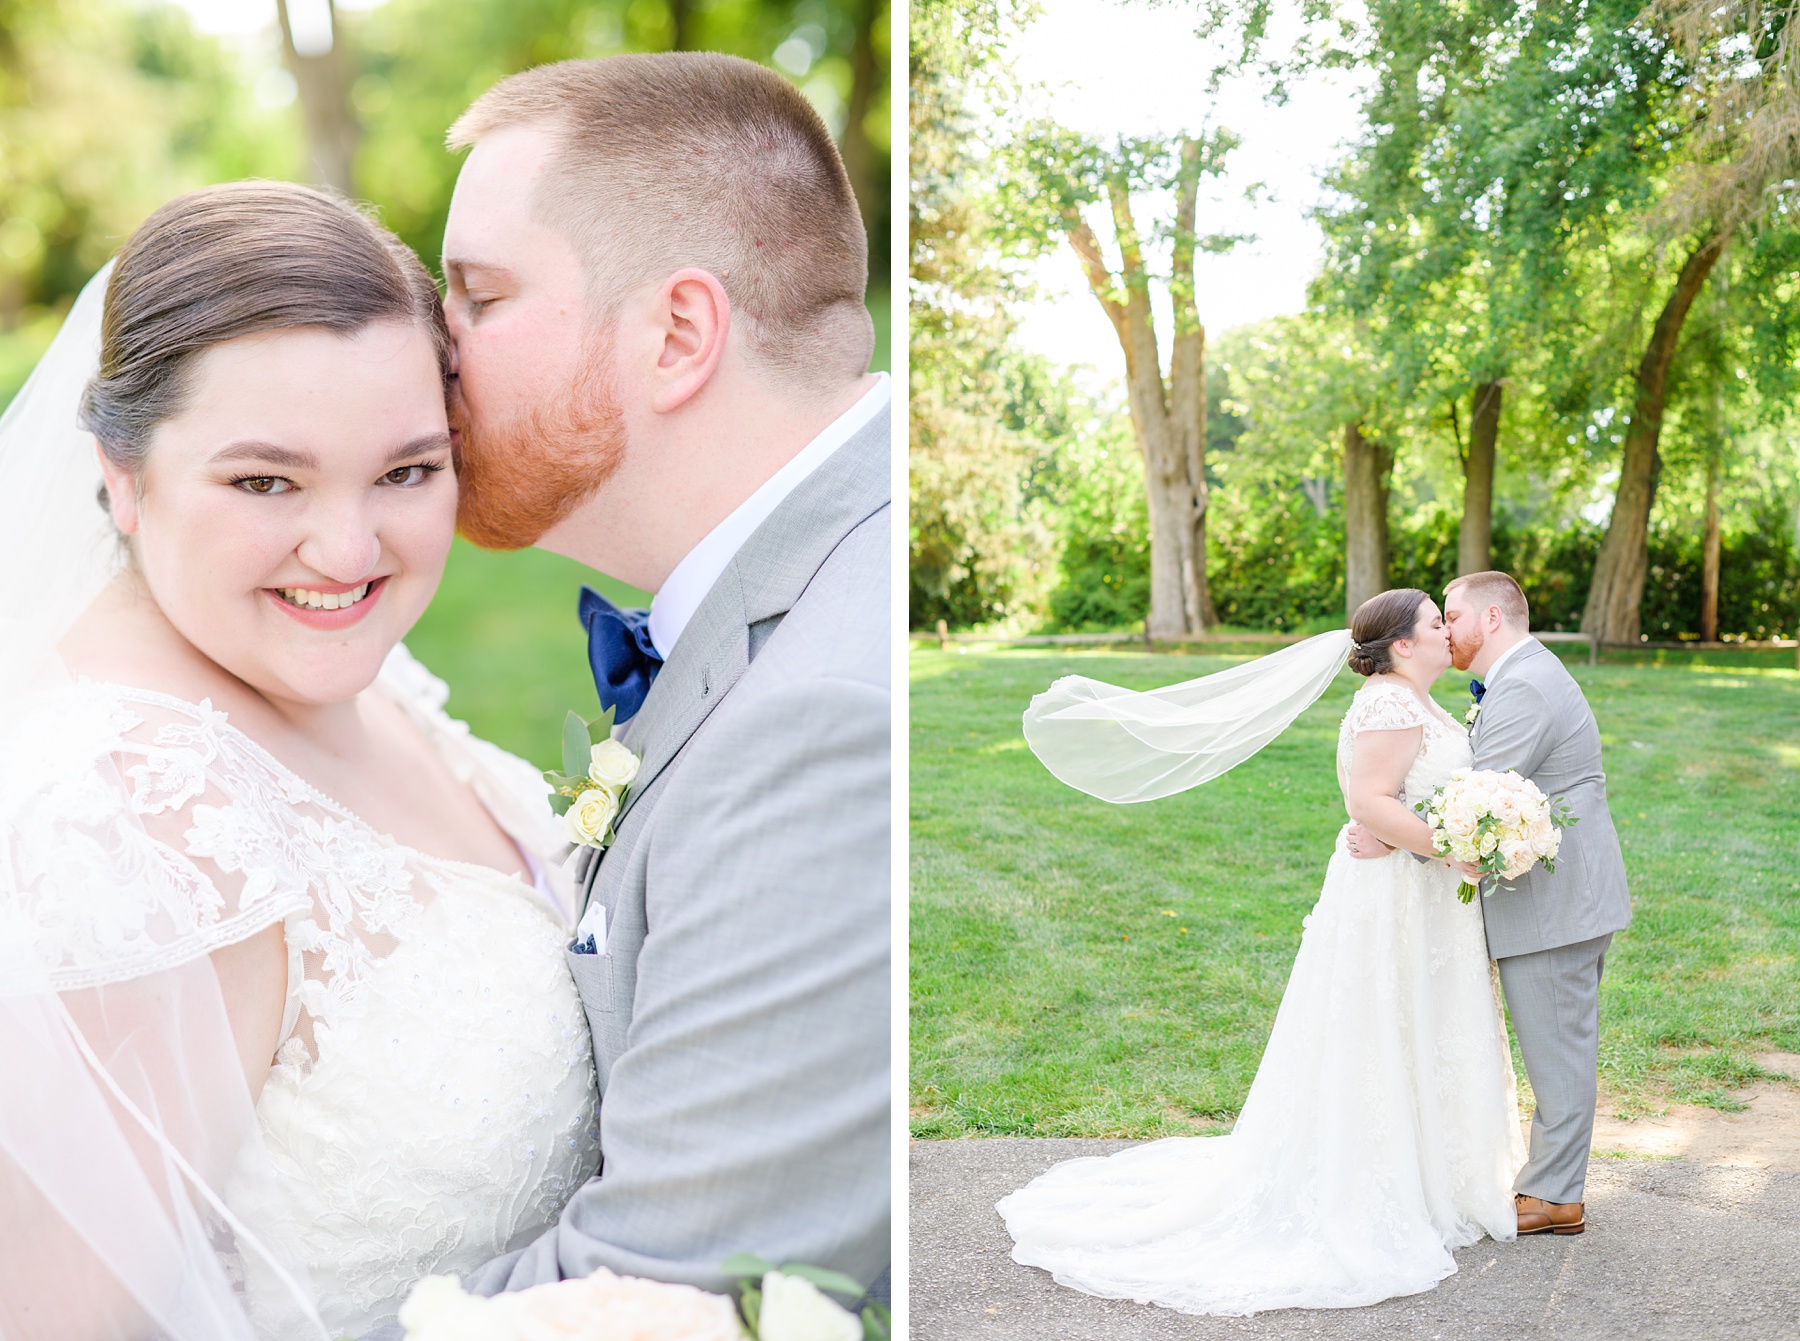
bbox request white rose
[588,738,640,791]
[562,785,620,847]
[1478,830,1499,856]
[398,1276,495,1341]
[758,1272,862,1341]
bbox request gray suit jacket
[468,409,891,1297]
[1470,638,1631,959]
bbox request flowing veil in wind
[1022,629,1356,803]
[0,268,327,1339]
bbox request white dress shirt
[646,373,890,659]
[1482,634,1535,685]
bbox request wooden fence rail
[916,620,1800,669]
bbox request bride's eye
[382,463,444,487]
[232,476,291,495]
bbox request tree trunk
[1701,450,1721,642]
[1343,421,1394,619]
[1168,138,1216,630]
[277,0,358,196]
[840,0,882,250]
[1064,157,1212,637]
[1583,233,1727,644]
[1459,381,1501,575]
[668,0,696,49]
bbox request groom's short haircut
[1446,571,1530,629]
[448,53,873,385]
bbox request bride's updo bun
[1347,588,1430,676]
[82,180,447,493]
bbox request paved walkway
[911,1140,1800,1340]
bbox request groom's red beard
[451,357,627,551]
[1449,622,1483,671]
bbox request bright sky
[167,0,386,39]
[1008,0,1370,386]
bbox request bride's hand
[1447,857,1483,881]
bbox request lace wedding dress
[0,646,599,1338]
[998,679,1525,1316]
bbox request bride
[0,182,598,1339]
[1000,588,1527,1316]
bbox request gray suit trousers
[1497,932,1612,1205]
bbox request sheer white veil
[0,268,328,1339]
[1022,629,1355,803]
[0,264,122,710]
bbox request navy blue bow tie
[580,586,663,723]
[1469,678,1487,703]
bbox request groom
[437,53,889,1299]
[1355,571,1630,1236]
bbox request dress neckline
[1356,677,1464,734]
[72,676,545,895]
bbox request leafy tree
[998,124,1243,634]
[907,0,1055,628]
[0,0,299,401]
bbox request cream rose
[1499,838,1536,879]
[757,1272,862,1341]
[1490,790,1522,827]
[588,738,641,792]
[1442,799,1479,839]
[399,1268,744,1341]
[563,785,620,847]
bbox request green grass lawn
[406,539,648,771]
[909,642,1800,1139]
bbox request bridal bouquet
[1414,769,1578,903]
[395,1257,882,1341]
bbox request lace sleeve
[1342,682,1434,737]
[0,684,311,994]
[377,644,568,878]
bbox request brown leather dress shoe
[1516,1193,1584,1235]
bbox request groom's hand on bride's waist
[1345,821,1393,859]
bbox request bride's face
[1401,599,1453,677]
[109,321,456,707]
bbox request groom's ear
[647,268,731,414]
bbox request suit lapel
[612,406,890,826]
[1471,638,1546,747]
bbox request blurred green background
[0,0,890,767]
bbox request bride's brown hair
[1347,588,1430,676]
[81,180,447,498]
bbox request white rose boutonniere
[1464,700,1482,728]
[543,709,640,850]
[562,784,620,847]
[587,737,641,791]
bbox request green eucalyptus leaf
[739,1287,761,1335]
[549,792,574,817]
[861,1303,891,1341]
[719,1252,775,1279]
[562,711,591,780]
[587,705,618,746]
[775,1264,864,1297]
